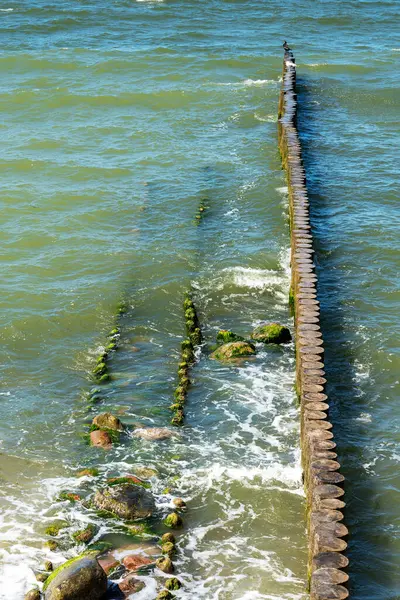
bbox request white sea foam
[217,79,277,87]
[0,8,13,11]
[254,113,277,122]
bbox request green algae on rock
[43,555,107,600]
[161,532,176,545]
[216,330,244,344]
[156,591,175,600]
[77,468,99,478]
[72,524,97,544]
[163,512,183,528]
[93,483,156,520]
[45,521,69,537]
[25,589,41,600]
[161,541,175,557]
[165,577,182,590]
[92,412,123,432]
[211,341,256,360]
[251,323,291,344]
[156,556,174,574]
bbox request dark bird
[283,41,290,50]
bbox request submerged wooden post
[278,45,349,600]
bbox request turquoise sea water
[0,1,399,599]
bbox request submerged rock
[133,427,176,441]
[92,413,123,432]
[211,341,256,360]
[118,575,145,595]
[134,467,158,479]
[98,554,120,576]
[251,323,291,344]
[93,483,155,520]
[122,554,154,571]
[90,430,112,449]
[156,556,174,574]
[43,556,107,600]
[216,330,244,344]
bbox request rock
[211,341,256,360]
[76,468,99,478]
[72,524,96,544]
[45,540,59,551]
[90,430,112,449]
[161,533,176,545]
[133,428,176,441]
[161,542,175,557]
[107,475,150,489]
[44,561,53,572]
[36,572,49,583]
[122,554,154,571]
[163,513,183,528]
[98,554,120,575]
[156,592,175,600]
[92,413,123,432]
[156,556,174,574]
[43,556,107,600]
[251,323,292,344]
[134,467,158,479]
[165,577,182,591]
[93,484,155,520]
[105,580,124,600]
[172,498,186,510]
[45,521,69,537]
[216,330,244,344]
[25,590,41,600]
[118,575,145,595]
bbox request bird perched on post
[283,41,290,50]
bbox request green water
[0,1,399,599]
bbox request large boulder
[44,556,107,600]
[211,341,256,360]
[251,323,291,344]
[93,483,155,520]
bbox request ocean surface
[0,1,399,599]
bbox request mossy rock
[25,590,41,600]
[44,561,53,572]
[161,542,175,557]
[157,591,175,600]
[43,555,107,600]
[108,328,119,337]
[93,483,155,520]
[107,476,151,489]
[73,524,97,544]
[165,577,182,591]
[58,491,81,503]
[86,541,113,555]
[251,323,292,344]
[155,556,174,574]
[171,411,184,427]
[45,540,59,551]
[45,521,69,537]
[77,468,99,478]
[190,328,202,346]
[92,362,107,377]
[161,532,176,545]
[36,572,50,583]
[163,513,183,528]
[92,413,123,432]
[211,341,256,360]
[216,330,244,344]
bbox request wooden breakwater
[278,47,349,600]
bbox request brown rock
[118,574,146,595]
[98,554,120,575]
[122,554,154,571]
[90,430,112,449]
[172,498,186,509]
[133,428,176,441]
[92,413,123,431]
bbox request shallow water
[0,1,399,599]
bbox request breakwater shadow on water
[296,77,394,599]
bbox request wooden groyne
[278,46,349,600]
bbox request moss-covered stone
[92,362,106,377]
[169,403,183,411]
[179,377,190,391]
[25,589,41,600]
[43,555,107,600]
[97,373,110,383]
[77,468,99,478]
[171,411,184,426]
[92,412,123,432]
[107,476,151,489]
[36,572,49,583]
[58,491,81,503]
[161,532,176,545]
[73,524,97,544]
[216,330,244,344]
[211,341,256,360]
[108,328,119,337]
[163,513,183,528]
[251,323,292,344]
[156,591,175,600]
[172,497,186,510]
[161,542,175,557]
[155,556,174,574]
[86,541,113,555]
[134,467,158,479]
[45,521,69,537]
[44,561,53,572]
[45,540,59,551]
[93,483,155,520]
[190,328,202,346]
[165,577,182,591]
[185,308,196,321]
